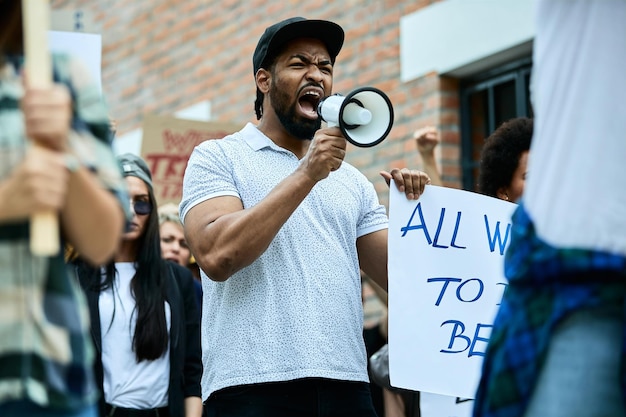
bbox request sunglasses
[131,200,152,216]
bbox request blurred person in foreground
[0,1,127,416]
[473,1,626,417]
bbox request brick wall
[51,0,459,207]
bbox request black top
[77,261,202,417]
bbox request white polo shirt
[181,123,388,399]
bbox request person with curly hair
[477,117,533,202]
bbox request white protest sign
[48,31,102,94]
[388,185,516,399]
[421,392,474,417]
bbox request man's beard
[270,84,321,140]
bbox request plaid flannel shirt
[472,204,626,417]
[0,53,128,410]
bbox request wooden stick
[22,0,59,256]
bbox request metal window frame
[459,57,532,190]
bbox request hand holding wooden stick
[22,0,59,256]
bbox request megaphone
[318,86,394,147]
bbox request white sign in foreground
[421,392,474,417]
[388,185,516,399]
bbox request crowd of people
[1,1,624,417]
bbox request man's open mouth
[298,87,323,119]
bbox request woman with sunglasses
[72,153,202,417]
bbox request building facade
[51,0,535,207]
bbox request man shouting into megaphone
[180,16,431,417]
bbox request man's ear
[256,68,271,94]
[496,187,510,201]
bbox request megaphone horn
[318,86,394,148]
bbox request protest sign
[48,30,102,93]
[388,184,516,399]
[48,31,102,94]
[140,114,241,205]
[421,392,474,417]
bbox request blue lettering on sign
[457,278,483,302]
[400,202,431,243]
[427,277,484,305]
[432,209,467,249]
[450,210,466,249]
[496,282,508,306]
[484,215,511,255]
[440,320,493,357]
[401,204,466,249]
[440,320,470,354]
[428,277,462,306]
[469,323,493,357]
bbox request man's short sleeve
[356,173,388,238]
[179,138,240,223]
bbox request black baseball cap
[253,17,345,77]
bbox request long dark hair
[0,0,24,55]
[75,182,169,362]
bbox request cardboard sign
[140,114,241,205]
[388,185,516,399]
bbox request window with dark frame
[459,58,533,191]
